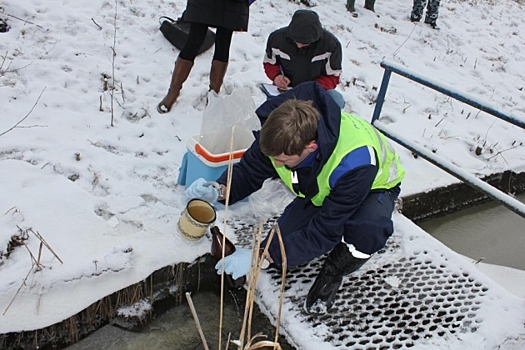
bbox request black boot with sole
[305,242,369,313]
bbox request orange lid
[195,143,245,163]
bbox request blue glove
[215,247,252,280]
[185,178,219,203]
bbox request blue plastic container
[177,134,249,187]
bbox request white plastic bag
[199,88,260,154]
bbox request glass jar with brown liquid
[210,226,246,289]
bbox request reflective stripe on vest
[271,113,405,206]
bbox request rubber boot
[346,0,356,13]
[305,243,369,313]
[364,0,376,12]
[157,57,194,114]
[209,60,229,94]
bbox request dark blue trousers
[274,186,400,266]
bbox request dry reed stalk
[244,222,265,342]
[271,225,287,346]
[243,334,282,350]
[29,228,63,264]
[23,243,41,268]
[217,125,237,350]
[170,263,185,304]
[90,295,113,326]
[185,292,210,350]
[238,224,287,350]
[3,265,33,315]
[84,303,96,330]
[0,87,46,137]
[110,0,117,127]
[67,315,79,343]
[149,275,154,304]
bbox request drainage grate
[229,218,489,349]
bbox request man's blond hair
[260,99,319,157]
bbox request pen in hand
[275,65,290,90]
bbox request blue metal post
[371,60,525,220]
[371,68,392,123]
[379,61,525,129]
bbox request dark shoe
[305,270,342,312]
[304,243,370,313]
[364,0,375,12]
[410,13,421,22]
[424,19,438,29]
[346,0,356,13]
[424,14,438,28]
[209,60,228,94]
[157,57,194,113]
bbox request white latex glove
[184,178,219,203]
[215,248,252,280]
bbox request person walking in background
[157,0,250,114]
[185,82,405,313]
[263,10,345,109]
[346,0,376,18]
[410,0,441,29]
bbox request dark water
[67,290,295,350]
[418,193,525,270]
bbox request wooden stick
[185,292,210,350]
[272,225,287,347]
[240,224,277,348]
[218,125,236,350]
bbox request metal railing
[371,60,525,218]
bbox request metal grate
[229,218,489,349]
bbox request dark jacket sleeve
[263,31,280,81]
[314,32,342,90]
[265,164,378,268]
[216,131,278,204]
[255,81,327,125]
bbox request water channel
[418,193,525,271]
[67,289,294,350]
[67,193,525,350]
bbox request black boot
[364,0,376,12]
[410,12,422,22]
[424,14,438,29]
[346,0,357,15]
[305,243,369,313]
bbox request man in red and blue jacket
[263,10,345,109]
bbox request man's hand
[215,247,252,279]
[274,74,291,89]
[185,178,219,202]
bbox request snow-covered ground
[1,0,525,348]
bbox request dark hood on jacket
[287,10,323,44]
